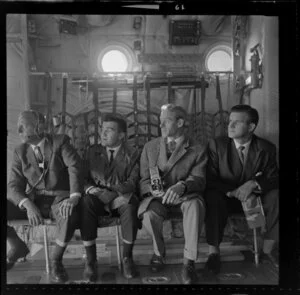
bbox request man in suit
[79,113,140,282]
[204,104,279,275]
[139,104,207,284]
[7,110,83,283]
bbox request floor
[6,250,278,285]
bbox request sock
[85,244,97,264]
[263,239,275,254]
[52,244,66,262]
[208,245,220,255]
[123,242,133,258]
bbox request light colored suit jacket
[84,142,140,209]
[138,135,207,216]
[8,134,83,206]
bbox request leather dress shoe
[260,252,279,269]
[181,262,197,284]
[51,261,68,283]
[83,261,98,282]
[7,241,30,271]
[204,253,221,275]
[122,257,137,279]
[150,254,165,273]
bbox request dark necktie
[238,146,245,165]
[34,146,43,163]
[167,140,176,159]
[109,149,115,166]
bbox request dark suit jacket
[206,135,279,195]
[138,135,207,216]
[8,134,83,206]
[84,142,140,209]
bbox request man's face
[18,118,41,145]
[101,121,123,148]
[228,112,253,139]
[160,109,179,138]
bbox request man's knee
[181,198,205,216]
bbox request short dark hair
[230,104,259,126]
[161,104,187,121]
[102,113,127,133]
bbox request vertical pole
[113,76,117,114]
[200,75,206,142]
[167,72,172,103]
[20,14,30,110]
[92,81,99,145]
[46,73,52,134]
[116,224,122,271]
[216,75,225,136]
[43,225,50,274]
[253,227,259,267]
[61,73,68,135]
[145,74,151,142]
[132,75,139,148]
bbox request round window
[97,43,134,73]
[205,44,233,73]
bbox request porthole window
[205,44,233,73]
[97,43,134,73]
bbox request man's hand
[23,200,44,226]
[232,180,258,202]
[59,196,80,219]
[162,182,185,205]
[88,187,117,204]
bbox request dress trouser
[142,197,205,261]
[79,194,139,244]
[205,189,279,247]
[7,197,79,244]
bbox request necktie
[238,146,245,165]
[167,140,176,158]
[34,146,43,163]
[109,149,114,166]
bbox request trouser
[142,198,205,261]
[7,197,79,244]
[205,189,279,247]
[79,194,139,244]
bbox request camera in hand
[150,166,164,194]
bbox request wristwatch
[178,181,187,195]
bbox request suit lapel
[43,136,53,174]
[163,136,189,176]
[157,138,168,171]
[241,136,262,180]
[228,140,243,179]
[26,144,42,176]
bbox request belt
[35,190,57,197]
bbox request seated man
[79,113,140,282]
[204,104,279,275]
[7,110,83,283]
[138,104,207,285]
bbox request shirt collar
[167,135,184,145]
[233,138,251,152]
[31,138,45,151]
[106,144,121,156]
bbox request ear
[118,132,125,141]
[248,123,256,133]
[177,118,184,128]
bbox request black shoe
[7,240,30,271]
[51,261,68,283]
[150,254,165,273]
[122,257,137,279]
[204,253,221,275]
[83,261,98,282]
[181,262,197,284]
[260,252,279,269]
